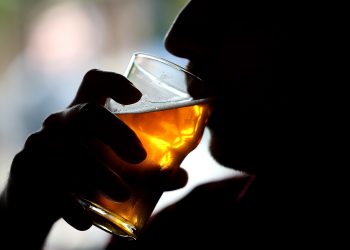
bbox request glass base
[77,198,137,240]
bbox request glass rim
[132,52,204,83]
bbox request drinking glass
[77,52,213,240]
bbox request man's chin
[208,135,258,175]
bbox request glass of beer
[77,53,213,240]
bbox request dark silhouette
[1,0,331,249]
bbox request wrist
[0,184,54,249]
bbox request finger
[24,127,132,202]
[78,103,147,163]
[161,168,188,191]
[96,166,130,202]
[137,167,188,191]
[69,69,142,106]
[72,144,131,202]
[43,103,147,163]
[52,141,131,203]
[62,194,93,231]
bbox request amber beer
[84,100,211,239]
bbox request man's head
[165,0,297,174]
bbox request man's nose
[163,1,209,60]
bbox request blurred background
[0,0,237,249]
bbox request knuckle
[42,112,62,128]
[75,103,110,128]
[23,132,43,148]
[78,103,104,117]
[113,72,127,81]
[83,69,101,80]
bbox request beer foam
[109,97,211,114]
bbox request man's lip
[185,61,215,99]
[185,61,207,82]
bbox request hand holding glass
[77,53,212,240]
